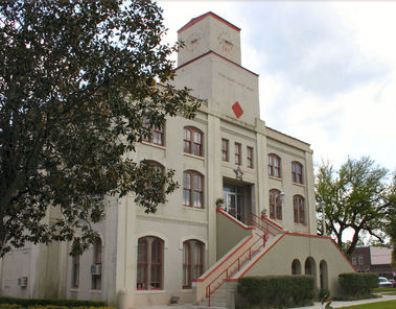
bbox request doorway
[223,179,253,224]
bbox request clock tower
[177,12,242,66]
[175,12,260,125]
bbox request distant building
[0,12,355,308]
[351,246,395,278]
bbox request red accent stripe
[260,214,284,230]
[285,232,332,239]
[233,233,355,280]
[176,50,259,77]
[216,208,254,230]
[233,233,287,279]
[193,234,254,282]
[330,238,356,271]
[178,12,241,33]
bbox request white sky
[159,0,396,172]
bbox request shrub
[237,275,315,309]
[338,272,377,299]
[0,304,24,309]
[0,298,106,308]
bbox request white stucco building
[0,12,354,308]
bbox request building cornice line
[178,11,241,33]
[175,50,259,77]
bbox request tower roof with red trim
[177,11,241,33]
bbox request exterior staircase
[193,209,285,308]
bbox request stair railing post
[208,285,211,307]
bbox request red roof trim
[176,50,259,77]
[178,12,241,33]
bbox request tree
[0,0,199,257]
[315,157,395,256]
[385,174,396,266]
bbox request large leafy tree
[316,157,396,256]
[0,0,198,257]
[385,175,396,266]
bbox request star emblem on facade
[233,166,244,181]
[232,101,244,119]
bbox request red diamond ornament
[232,101,244,119]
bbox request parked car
[389,278,396,288]
[378,276,393,288]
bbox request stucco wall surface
[244,234,355,296]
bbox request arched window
[143,118,165,146]
[269,189,282,220]
[305,258,315,275]
[291,259,301,275]
[320,260,328,290]
[91,238,102,290]
[71,254,80,288]
[268,154,281,178]
[183,170,204,208]
[293,195,306,224]
[292,161,304,184]
[143,160,165,192]
[305,257,317,288]
[137,236,164,290]
[184,127,203,156]
[183,240,204,289]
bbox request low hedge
[0,306,113,309]
[237,275,315,309]
[338,272,378,299]
[0,298,106,308]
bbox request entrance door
[223,185,241,221]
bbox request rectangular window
[247,146,253,168]
[222,139,229,162]
[235,142,241,165]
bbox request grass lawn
[373,287,396,293]
[339,300,396,309]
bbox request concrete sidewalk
[291,294,396,308]
[141,294,396,309]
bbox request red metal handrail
[249,212,283,236]
[205,233,266,306]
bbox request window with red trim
[293,195,306,224]
[222,139,229,162]
[183,240,204,289]
[137,236,164,290]
[247,146,254,168]
[268,154,281,178]
[235,142,241,165]
[184,127,203,156]
[183,170,204,208]
[292,161,304,184]
[269,189,282,220]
